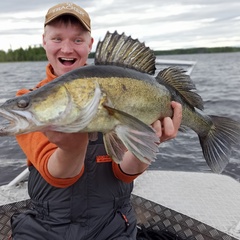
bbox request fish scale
[0,31,239,172]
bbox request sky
[0,0,240,52]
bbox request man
[11,2,182,239]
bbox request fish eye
[17,98,29,108]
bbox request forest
[0,46,240,62]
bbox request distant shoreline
[154,46,240,55]
[0,46,240,63]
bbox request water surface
[0,52,240,185]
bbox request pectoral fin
[103,131,127,163]
[103,106,159,164]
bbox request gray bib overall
[11,133,137,240]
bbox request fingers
[152,120,162,138]
[44,131,88,150]
[43,131,65,144]
[161,117,175,141]
[171,101,182,133]
[153,101,182,143]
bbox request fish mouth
[0,108,37,136]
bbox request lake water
[0,52,240,185]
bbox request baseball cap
[44,2,91,32]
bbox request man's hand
[152,101,182,143]
[120,101,182,174]
[44,131,89,178]
[44,131,88,151]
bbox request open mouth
[0,115,11,131]
[59,57,76,66]
[0,110,19,136]
[0,109,33,136]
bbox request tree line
[0,46,240,62]
[0,46,47,62]
[154,46,240,55]
[0,46,95,62]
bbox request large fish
[0,31,239,173]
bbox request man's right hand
[45,131,89,178]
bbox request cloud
[0,0,240,51]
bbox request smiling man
[42,3,93,77]
[10,2,182,240]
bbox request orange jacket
[16,64,141,187]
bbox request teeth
[61,57,74,61]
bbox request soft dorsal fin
[95,31,156,75]
[156,67,204,110]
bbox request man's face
[42,21,93,77]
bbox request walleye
[0,31,239,173]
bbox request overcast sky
[0,0,240,52]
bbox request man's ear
[42,33,46,49]
[89,37,94,52]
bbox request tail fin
[199,115,240,173]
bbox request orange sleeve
[16,132,84,188]
[112,162,143,183]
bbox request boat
[1,60,240,240]
[1,170,240,239]
[155,58,196,75]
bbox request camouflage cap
[44,2,91,32]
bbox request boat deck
[133,170,240,239]
[0,170,240,239]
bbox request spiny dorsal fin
[95,31,156,75]
[156,67,204,110]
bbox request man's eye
[53,38,61,42]
[75,39,83,44]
